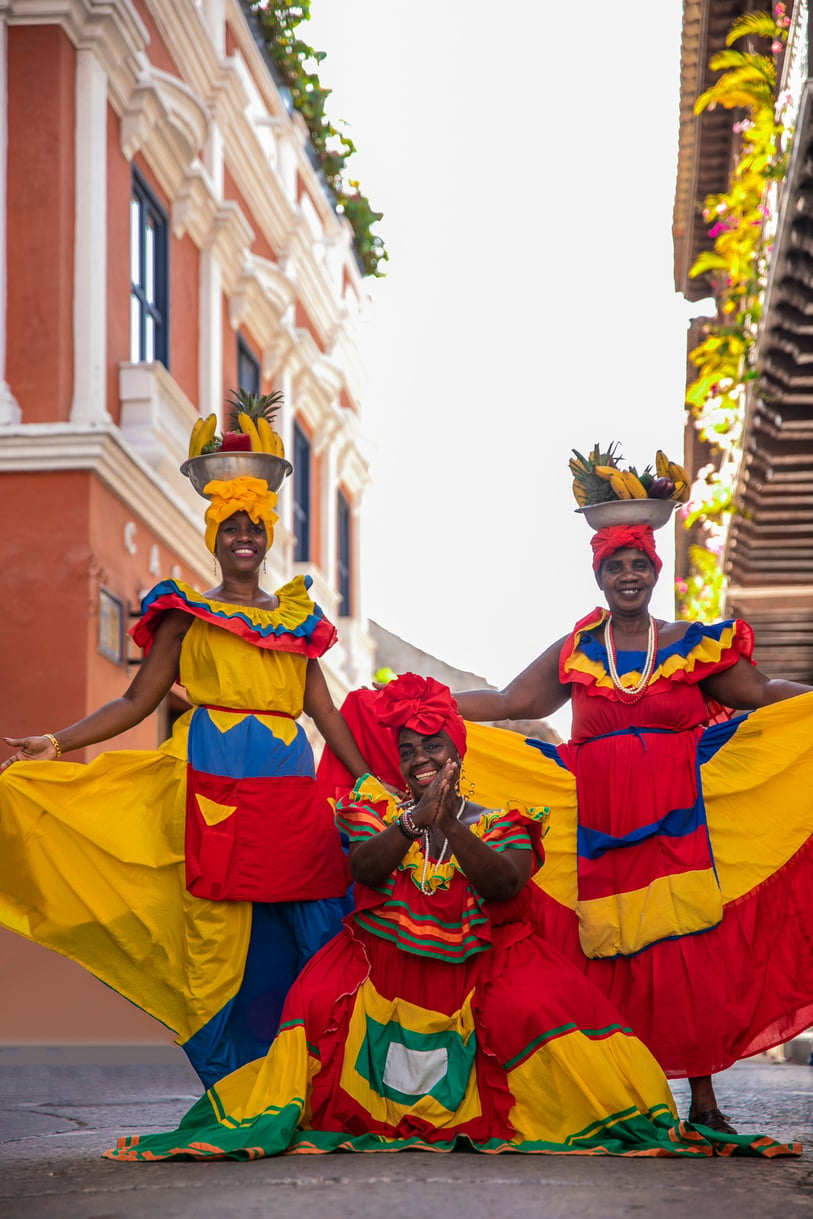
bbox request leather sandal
[688,1107,738,1135]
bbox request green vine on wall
[678,6,791,621]
[248,1,388,277]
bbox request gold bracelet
[43,733,63,759]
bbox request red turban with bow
[590,524,662,575]
[375,673,467,758]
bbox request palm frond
[689,251,729,279]
[726,12,782,47]
[709,51,776,80]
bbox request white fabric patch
[382,1042,448,1097]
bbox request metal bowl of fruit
[575,498,677,530]
[180,452,293,497]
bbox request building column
[71,47,109,422]
[0,17,20,424]
[199,0,226,55]
[199,113,224,418]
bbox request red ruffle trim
[132,591,337,659]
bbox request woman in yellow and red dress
[0,475,372,1088]
[106,675,798,1161]
[450,522,813,1132]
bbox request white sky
[306,1,699,733]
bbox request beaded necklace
[604,613,659,704]
[419,797,466,895]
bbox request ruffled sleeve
[560,607,755,699]
[334,775,393,844]
[480,804,550,867]
[130,576,337,659]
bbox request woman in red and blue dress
[453,523,813,1132]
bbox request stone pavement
[0,1046,810,1219]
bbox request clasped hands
[407,759,463,836]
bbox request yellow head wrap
[203,476,279,555]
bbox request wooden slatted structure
[674,0,813,680]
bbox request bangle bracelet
[43,733,63,759]
[395,812,422,841]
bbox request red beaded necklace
[604,614,659,704]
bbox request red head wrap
[590,524,662,576]
[374,673,467,758]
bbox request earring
[212,556,217,577]
[263,557,267,574]
[457,763,476,801]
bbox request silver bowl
[180,452,293,498]
[575,498,677,530]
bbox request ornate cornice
[4,0,149,115]
[0,423,208,569]
[121,65,210,199]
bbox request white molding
[0,15,20,424]
[72,47,109,423]
[229,252,293,340]
[204,200,254,292]
[146,0,223,105]
[5,0,149,116]
[198,248,223,421]
[118,361,201,514]
[121,66,210,202]
[0,423,210,571]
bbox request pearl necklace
[420,798,466,895]
[604,614,659,704]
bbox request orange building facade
[0,0,374,1041]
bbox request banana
[188,417,205,458]
[237,412,263,452]
[609,471,633,500]
[655,450,671,479]
[257,416,285,458]
[667,459,690,486]
[621,470,649,499]
[572,477,590,507]
[670,479,691,503]
[592,465,619,482]
[270,430,285,458]
[190,412,218,456]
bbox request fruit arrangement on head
[569,443,691,531]
[181,389,293,500]
[570,442,690,506]
[188,388,286,459]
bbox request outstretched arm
[454,637,571,723]
[1,610,190,769]
[701,657,813,711]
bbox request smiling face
[596,547,657,615]
[398,727,460,799]
[215,510,269,574]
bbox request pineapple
[569,441,623,506]
[201,388,286,456]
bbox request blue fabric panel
[187,708,315,779]
[182,895,351,1088]
[697,711,752,765]
[577,799,704,860]
[525,738,568,769]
